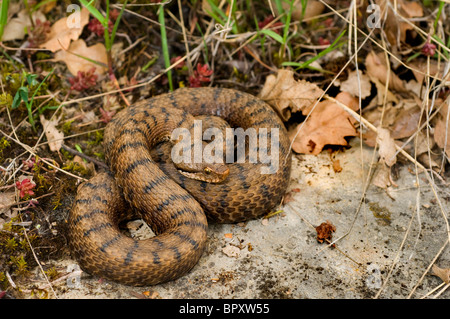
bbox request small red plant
[28,19,51,48]
[258,15,283,34]
[189,63,213,88]
[170,56,186,69]
[16,179,36,199]
[318,37,331,46]
[99,107,116,124]
[422,41,436,57]
[88,8,120,37]
[69,67,98,92]
[88,18,113,37]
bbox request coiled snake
[68,87,292,286]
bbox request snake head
[175,162,229,183]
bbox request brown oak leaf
[289,92,359,155]
[259,69,324,121]
[315,221,336,244]
[54,39,108,76]
[432,264,450,284]
[365,51,407,93]
[40,7,90,52]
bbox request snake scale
[68,87,292,286]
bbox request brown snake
[68,87,292,286]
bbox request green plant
[205,0,238,34]
[0,0,9,41]
[11,255,28,275]
[79,0,128,73]
[282,30,347,71]
[10,69,55,131]
[158,4,173,91]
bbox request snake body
[68,88,292,286]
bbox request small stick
[61,145,108,170]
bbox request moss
[0,136,11,164]
[62,161,91,176]
[44,267,59,281]
[62,120,74,135]
[0,216,37,291]
[87,130,104,146]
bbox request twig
[61,144,108,170]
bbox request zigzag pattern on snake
[68,87,292,286]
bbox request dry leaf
[390,105,421,139]
[289,92,358,155]
[409,58,447,85]
[315,221,336,244]
[375,0,423,47]
[3,9,46,41]
[434,115,450,158]
[365,51,406,92]
[372,163,392,189]
[40,7,90,52]
[332,159,342,173]
[54,39,108,76]
[376,127,397,167]
[81,110,98,124]
[0,191,16,215]
[222,244,240,258]
[337,70,372,99]
[73,155,95,174]
[415,131,435,156]
[371,77,399,106]
[432,264,450,284]
[40,114,64,152]
[279,0,325,21]
[259,69,324,121]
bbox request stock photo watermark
[170,120,280,175]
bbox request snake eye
[204,167,212,174]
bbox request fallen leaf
[2,9,46,41]
[54,39,108,76]
[390,105,421,140]
[0,191,16,215]
[224,233,233,239]
[289,92,359,155]
[375,0,423,47]
[39,114,64,152]
[315,221,336,244]
[365,51,406,92]
[372,162,392,189]
[432,264,450,284]
[336,70,372,99]
[371,77,399,106]
[409,58,447,85]
[222,244,241,258]
[415,131,435,156]
[259,69,324,121]
[40,7,90,52]
[332,159,342,173]
[73,155,95,174]
[279,0,325,21]
[81,110,98,124]
[434,113,450,158]
[376,127,397,167]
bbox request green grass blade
[260,29,284,44]
[206,0,237,34]
[110,0,128,46]
[0,0,10,41]
[282,30,347,69]
[158,5,173,91]
[79,0,107,25]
